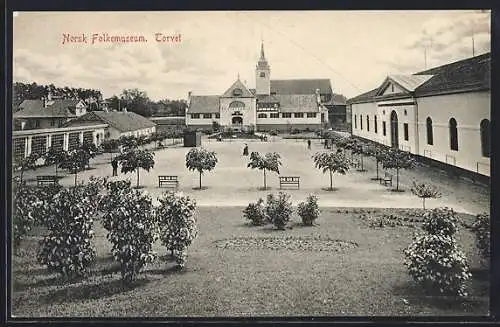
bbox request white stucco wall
[186,114,220,126]
[219,97,256,126]
[416,91,490,176]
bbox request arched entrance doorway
[390,110,399,149]
[232,116,243,125]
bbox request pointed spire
[260,40,266,61]
[237,72,240,80]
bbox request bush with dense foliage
[265,192,293,230]
[421,207,458,236]
[297,195,320,226]
[36,185,98,280]
[471,212,490,263]
[404,233,471,296]
[243,198,267,226]
[404,207,471,297]
[103,187,158,282]
[156,191,198,268]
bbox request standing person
[307,139,311,150]
[324,139,328,149]
[243,143,249,156]
[111,158,118,176]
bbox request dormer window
[233,88,243,96]
[260,72,265,77]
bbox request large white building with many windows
[347,53,490,177]
[186,43,331,132]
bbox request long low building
[347,53,490,178]
[185,42,331,132]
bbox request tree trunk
[263,169,267,189]
[74,170,78,186]
[396,168,400,191]
[329,170,333,190]
[423,198,426,210]
[20,168,24,184]
[361,155,364,170]
[55,163,58,177]
[376,159,379,179]
[199,170,202,189]
[137,168,140,188]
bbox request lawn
[12,206,488,317]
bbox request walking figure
[324,139,328,149]
[243,143,249,156]
[307,139,311,150]
[111,158,118,176]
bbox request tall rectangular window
[360,116,363,130]
[382,121,386,136]
[354,115,357,128]
[366,115,370,132]
[374,115,378,133]
[191,113,200,119]
[404,123,409,141]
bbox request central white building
[186,43,331,132]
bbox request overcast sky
[13,10,490,100]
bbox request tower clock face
[260,72,266,77]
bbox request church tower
[255,41,271,95]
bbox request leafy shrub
[410,181,442,209]
[297,195,320,226]
[404,233,471,296]
[99,180,132,224]
[422,207,458,236]
[103,188,158,282]
[471,212,490,262]
[36,185,98,280]
[156,191,198,268]
[265,192,293,230]
[243,198,267,226]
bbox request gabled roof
[221,79,254,98]
[347,52,491,104]
[187,96,220,114]
[256,94,280,103]
[14,99,77,118]
[376,75,434,95]
[64,111,156,132]
[270,79,333,95]
[48,99,86,115]
[275,94,319,113]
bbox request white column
[46,134,52,151]
[93,131,98,146]
[26,136,32,157]
[79,131,84,144]
[63,133,69,151]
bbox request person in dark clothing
[307,139,311,149]
[324,139,328,149]
[111,158,118,176]
[243,144,249,156]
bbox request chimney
[315,89,321,104]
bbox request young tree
[14,152,40,184]
[117,149,155,188]
[59,149,88,186]
[185,148,218,189]
[119,135,138,151]
[247,152,282,190]
[411,181,442,209]
[80,141,98,169]
[365,144,387,180]
[312,150,351,191]
[44,147,67,177]
[351,141,369,172]
[381,149,416,191]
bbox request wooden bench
[37,175,58,187]
[279,176,300,190]
[379,171,393,187]
[158,175,179,189]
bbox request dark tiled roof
[49,99,84,115]
[187,96,220,114]
[256,94,280,103]
[221,79,254,98]
[275,94,319,113]
[64,111,156,132]
[323,93,348,106]
[271,79,333,95]
[249,88,256,95]
[347,52,491,103]
[346,88,379,104]
[414,52,490,95]
[14,99,78,118]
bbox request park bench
[158,175,179,189]
[37,175,58,187]
[279,176,300,190]
[379,171,393,187]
